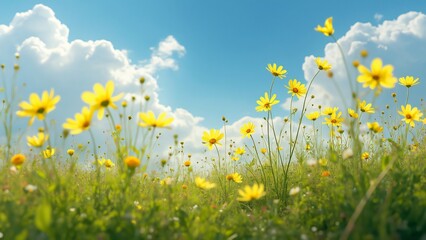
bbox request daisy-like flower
[240,122,255,138]
[237,183,266,202]
[323,112,344,127]
[266,63,287,79]
[348,108,359,119]
[195,177,216,190]
[399,76,419,88]
[321,171,331,177]
[286,79,307,99]
[63,106,94,135]
[367,122,383,133]
[306,111,320,121]
[357,58,397,91]
[81,80,123,120]
[289,186,301,196]
[16,89,61,125]
[27,132,48,148]
[359,100,375,114]
[124,156,140,168]
[184,160,191,167]
[398,104,423,127]
[11,153,25,166]
[42,148,55,159]
[226,173,243,183]
[138,111,174,128]
[322,107,338,116]
[235,147,246,155]
[361,152,369,160]
[256,92,279,112]
[315,17,334,36]
[315,58,332,71]
[202,129,224,150]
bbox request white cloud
[374,13,383,22]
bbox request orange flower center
[406,114,412,120]
[272,72,279,76]
[331,119,337,124]
[246,129,252,133]
[372,74,380,81]
[209,138,217,144]
[293,88,299,93]
[264,103,270,108]
[82,121,90,129]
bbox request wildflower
[195,177,216,190]
[42,148,55,158]
[184,160,191,167]
[27,132,48,147]
[235,147,246,155]
[226,173,243,183]
[367,122,383,133]
[202,129,224,150]
[305,144,311,150]
[256,92,279,112]
[82,80,123,120]
[160,177,173,186]
[63,106,94,135]
[237,183,266,202]
[124,156,140,168]
[121,101,128,107]
[399,76,419,88]
[289,186,300,196]
[16,89,61,125]
[97,158,106,166]
[182,184,188,190]
[24,184,38,193]
[357,58,397,91]
[423,118,426,124]
[260,148,267,154]
[342,148,353,160]
[138,111,174,128]
[306,111,320,121]
[323,112,344,127]
[321,171,331,177]
[315,17,334,36]
[318,158,327,166]
[352,60,360,68]
[240,122,255,138]
[11,154,25,166]
[348,108,359,118]
[104,159,115,168]
[360,49,368,58]
[67,149,75,156]
[315,58,332,71]
[359,100,375,114]
[361,152,369,160]
[322,107,338,116]
[266,63,287,79]
[398,104,423,127]
[286,79,307,99]
[231,155,240,161]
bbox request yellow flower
[423,118,426,124]
[256,92,279,112]
[266,63,287,79]
[138,111,174,128]
[226,173,243,183]
[322,107,338,116]
[315,58,332,71]
[202,129,224,150]
[357,58,397,91]
[16,89,61,125]
[27,132,48,148]
[323,112,344,127]
[359,100,375,114]
[237,183,266,202]
[306,111,320,121]
[240,122,255,138]
[286,79,307,99]
[315,17,334,36]
[367,122,383,133]
[318,158,327,166]
[231,155,240,161]
[11,153,25,166]
[321,170,331,177]
[260,148,267,154]
[124,156,140,168]
[348,108,359,119]
[184,160,191,167]
[63,106,93,135]
[399,76,419,88]
[195,177,216,190]
[81,80,123,120]
[67,149,75,156]
[97,158,106,166]
[42,148,55,159]
[235,147,246,155]
[361,152,369,160]
[398,104,423,127]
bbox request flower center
[82,121,90,129]
[272,72,279,76]
[293,88,299,93]
[406,114,412,120]
[209,138,217,144]
[319,65,324,70]
[101,99,110,107]
[37,107,45,114]
[264,103,270,109]
[246,129,252,133]
[331,119,337,124]
[372,74,380,81]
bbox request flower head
[361,152,369,160]
[323,112,344,127]
[63,106,94,135]
[359,100,375,114]
[235,147,246,155]
[399,76,419,88]
[357,58,397,91]
[256,92,279,112]
[322,107,338,116]
[67,149,75,156]
[42,148,55,159]
[266,63,287,79]
[315,17,334,36]
[237,183,266,202]
[11,154,25,166]
[286,79,307,99]
[398,104,423,127]
[240,122,255,138]
[367,122,383,133]
[315,58,332,71]
[138,111,174,128]
[306,111,320,121]
[27,132,48,148]
[226,173,243,183]
[195,177,216,190]
[202,129,224,150]
[348,108,359,119]
[289,186,301,196]
[124,156,140,168]
[82,80,123,120]
[16,89,60,125]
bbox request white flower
[307,158,317,166]
[24,184,37,193]
[342,148,353,160]
[289,186,301,196]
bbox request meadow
[1,17,425,240]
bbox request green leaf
[35,202,52,233]
[15,230,28,240]
[36,170,47,179]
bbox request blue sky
[2,0,425,128]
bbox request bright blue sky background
[1,0,425,128]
